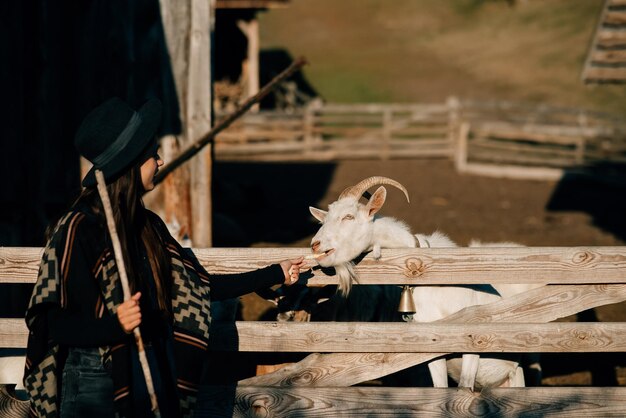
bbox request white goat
[309,176,541,389]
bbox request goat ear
[365,186,387,217]
[309,206,327,222]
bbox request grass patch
[260,0,626,113]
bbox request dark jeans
[60,347,115,418]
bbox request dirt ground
[212,158,626,385]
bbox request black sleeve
[47,306,127,347]
[209,264,284,301]
[46,215,128,347]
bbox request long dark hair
[73,162,172,312]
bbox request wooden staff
[95,170,161,417]
[153,56,308,186]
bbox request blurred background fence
[215,97,626,180]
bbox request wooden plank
[216,145,454,161]
[304,246,626,286]
[198,386,626,417]
[0,385,29,418]
[187,0,213,248]
[215,0,290,9]
[597,30,626,47]
[458,161,565,180]
[239,352,442,387]
[337,149,453,159]
[474,121,615,139]
[222,114,304,126]
[0,319,27,348]
[591,49,626,64]
[209,321,626,353]
[4,247,626,285]
[469,149,578,167]
[445,283,626,323]
[326,138,451,148]
[216,131,304,142]
[605,11,626,25]
[215,142,306,154]
[391,127,448,137]
[474,128,584,145]
[0,247,43,283]
[320,103,449,114]
[215,148,453,162]
[245,19,259,112]
[471,138,580,157]
[312,126,383,137]
[583,67,626,82]
[158,1,195,250]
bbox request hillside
[259,0,626,114]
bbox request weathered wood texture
[0,386,28,418]
[210,321,626,353]
[3,246,626,285]
[198,386,626,417]
[159,0,214,247]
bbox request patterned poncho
[23,209,213,417]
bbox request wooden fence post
[382,108,392,160]
[447,96,460,157]
[159,0,214,247]
[455,121,470,173]
[576,110,588,164]
[303,101,316,157]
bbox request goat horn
[339,176,410,203]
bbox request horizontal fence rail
[3,246,626,285]
[199,386,626,417]
[209,321,626,353]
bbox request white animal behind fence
[308,176,542,389]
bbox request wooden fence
[456,100,626,180]
[214,100,457,162]
[215,99,626,180]
[1,246,626,416]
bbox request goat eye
[342,214,355,221]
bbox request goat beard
[336,262,358,296]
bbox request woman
[23,97,306,417]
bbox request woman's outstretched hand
[279,256,309,286]
[117,292,142,334]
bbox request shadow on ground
[547,162,626,242]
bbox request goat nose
[311,240,320,252]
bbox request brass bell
[398,285,416,314]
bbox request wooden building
[155,0,291,248]
[214,0,291,112]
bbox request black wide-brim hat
[75,97,162,187]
